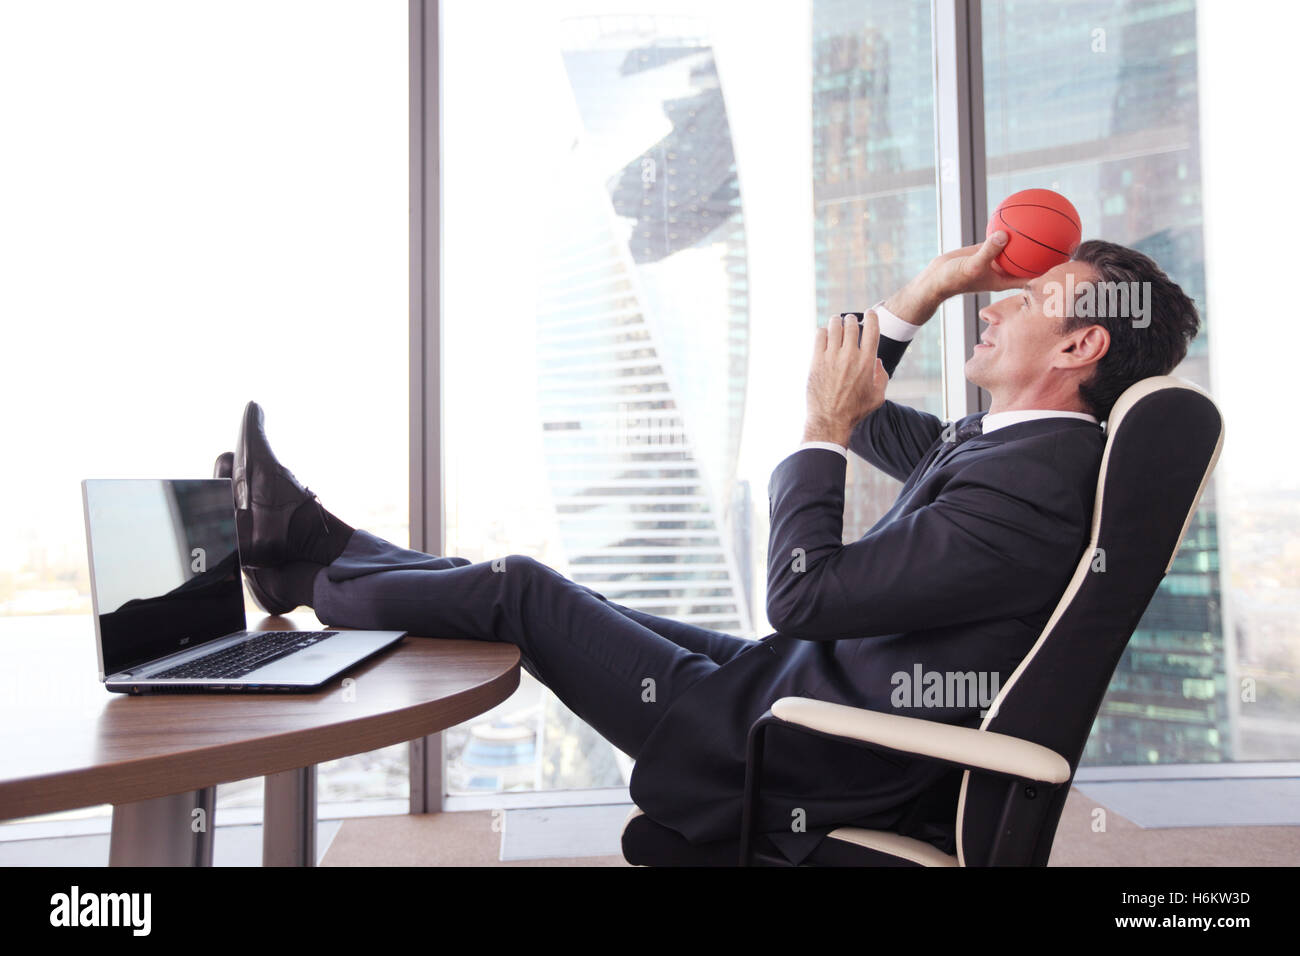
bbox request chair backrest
[954,376,1225,866]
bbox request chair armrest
[770,696,1070,785]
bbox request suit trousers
[311,529,755,760]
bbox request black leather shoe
[214,450,293,615]
[232,400,321,569]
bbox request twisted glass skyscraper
[535,16,753,635]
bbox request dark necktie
[920,416,984,479]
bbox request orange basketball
[985,188,1082,278]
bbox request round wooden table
[0,613,520,865]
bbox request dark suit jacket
[627,333,1105,863]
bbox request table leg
[109,787,215,866]
[263,765,316,866]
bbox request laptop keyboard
[151,630,338,681]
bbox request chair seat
[621,807,959,867]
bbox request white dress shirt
[798,302,1099,460]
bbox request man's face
[965,259,1101,400]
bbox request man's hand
[927,230,1023,298]
[803,311,889,447]
[882,230,1022,329]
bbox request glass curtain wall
[0,0,410,830]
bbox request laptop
[82,478,405,694]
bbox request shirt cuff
[871,300,921,342]
[797,441,849,460]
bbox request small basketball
[986,188,1082,278]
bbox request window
[0,0,409,830]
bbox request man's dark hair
[1059,239,1200,421]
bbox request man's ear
[1056,324,1109,371]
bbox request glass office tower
[536,16,754,635]
[442,7,771,796]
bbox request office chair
[622,375,1225,866]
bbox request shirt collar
[979,409,1099,435]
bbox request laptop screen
[83,479,245,677]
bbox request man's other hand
[803,311,889,447]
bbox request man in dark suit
[226,231,1199,864]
